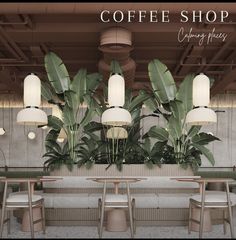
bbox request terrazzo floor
[1,217,234,238]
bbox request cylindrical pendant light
[106,127,128,139]
[17,73,48,125]
[186,73,217,126]
[24,73,41,107]
[192,73,210,107]
[101,107,131,126]
[108,73,125,107]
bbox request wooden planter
[49,164,194,176]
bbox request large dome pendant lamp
[186,73,217,125]
[101,72,132,126]
[101,59,132,126]
[17,73,48,125]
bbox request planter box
[50,164,194,176]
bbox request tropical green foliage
[42,53,220,172]
[145,59,220,170]
[42,52,102,170]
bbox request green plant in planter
[42,52,102,171]
[74,60,159,171]
[144,59,220,170]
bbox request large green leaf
[44,52,70,94]
[84,121,104,132]
[188,126,201,138]
[148,59,177,103]
[191,143,215,166]
[128,90,151,113]
[146,126,169,142]
[168,116,182,139]
[70,69,87,103]
[176,74,195,114]
[64,90,79,110]
[192,133,220,145]
[169,99,184,121]
[80,97,97,128]
[47,115,63,131]
[86,73,103,94]
[142,138,151,153]
[143,95,159,112]
[62,104,76,127]
[45,129,60,152]
[41,81,54,101]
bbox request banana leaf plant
[144,59,220,170]
[74,60,159,171]
[42,52,102,170]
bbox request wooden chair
[0,178,46,238]
[98,180,136,238]
[188,179,234,238]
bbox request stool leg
[132,199,136,234]
[99,182,106,239]
[128,199,134,238]
[7,211,10,234]
[199,205,205,239]
[99,202,105,238]
[98,199,101,236]
[41,202,46,234]
[188,201,192,234]
[127,182,134,238]
[226,182,234,238]
[228,204,234,238]
[28,206,34,238]
[28,181,34,238]
[223,209,227,235]
[0,182,8,238]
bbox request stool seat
[7,194,43,203]
[191,194,230,203]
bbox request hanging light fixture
[186,73,217,125]
[17,73,48,125]
[0,128,5,136]
[27,131,36,140]
[106,127,128,139]
[108,73,125,107]
[101,66,131,126]
[102,107,131,126]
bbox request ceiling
[1,3,236,98]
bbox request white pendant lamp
[101,71,131,126]
[102,107,131,126]
[192,73,210,107]
[186,73,217,125]
[17,73,48,125]
[108,73,125,107]
[0,128,6,136]
[106,127,128,139]
[28,131,36,140]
